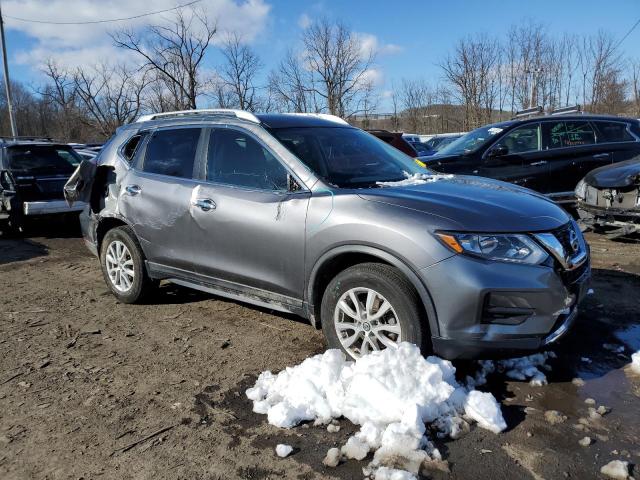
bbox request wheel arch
[95,215,135,253]
[306,245,440,337]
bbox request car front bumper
[23,200,87,216]
[420,253,591,359]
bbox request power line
[4,0,202,25]
[613,16,640,50]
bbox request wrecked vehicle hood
[358,175,570,232]
[584,157,640,189]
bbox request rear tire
[320,262,429,360]
[100,225,156,303]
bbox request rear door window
[142,128,201,178]
[594,121,635,143]
[543,121,596,150]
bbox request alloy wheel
[105,240,135,293]
[333,287,402,358]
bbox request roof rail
[550,105,582,116]
[514,106,543,119]
[0,135,54,142]
[283,113,350,125]
[136,109,260,124]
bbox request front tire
[100,225,156,303]
[320,263,428,360]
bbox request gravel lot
[1,221,639,480]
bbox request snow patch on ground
[630,351,640,374]
[246,343,505,478]
[600,459,630,479]
[377,172,454,187]
[468,352,554,388]
[275,444,293,457]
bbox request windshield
[6,145,81,174]
[437,124,510,156]
[269,127,424,188]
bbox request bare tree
[73,64,147,137]
[439,34,501,129]
[217,34,264,111]
[578,31,624,113]
[112,7,216,110]
[301,19,376,117]
[631,59,640,116]
[269,49,315,113]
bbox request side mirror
[488,144,508,158]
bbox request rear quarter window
[594,121,635,143]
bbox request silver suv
[65,109,591,360]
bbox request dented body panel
[69,113,591,359]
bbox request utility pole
[0,1,17,137]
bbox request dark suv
[0,137,85,232]
[425,114,640,203]
[65,109,590,360]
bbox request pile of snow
[468,352,555,388]
[246,343,506,478]
[377,172,453,187]
[630,351,640,374]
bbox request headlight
[575,179,587,200]
[435,232,549,265]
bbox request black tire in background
[99,225,157,303]
[320,262,429,359]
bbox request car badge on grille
[568,228,579,254]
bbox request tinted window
[122,134,144,162]
[206,129,288,191]
[269,127,424,188]
[544,121,595,149]
[6,146,80,174]
[498,124,540,154]
[142,128,200,178]
[595,121,635,143]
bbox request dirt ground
[1,220,639,480]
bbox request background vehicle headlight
[575,179,587,200]
[436,232,549,265]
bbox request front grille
[554,222,574,255]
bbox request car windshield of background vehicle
[6,146,80,174]
[269,127,425,188]
[437,124,509,156]
[545,121,595,149]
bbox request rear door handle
[592,153,610,160]
[529,160,547,166]
[191,198,216,211]
[125,184,141,196]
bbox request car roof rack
[0,135,55,143]
[514,106,543,119]
[136,109,260,124]
[550,105,582,116]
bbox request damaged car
[65,109,591,360]
[575,155,640,238]
[0,137,85,233]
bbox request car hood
[583,156,640,189]
[358,175,570,232]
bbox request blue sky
[3,0,640,110]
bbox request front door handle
[191,198,216,211]
[529,160,547,166]
[125,184,141,196]
[593,153,610,160]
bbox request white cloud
[356,33,403,59]
[298,13,312,29]
[4,0,272,71]
[360,68,384,87]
